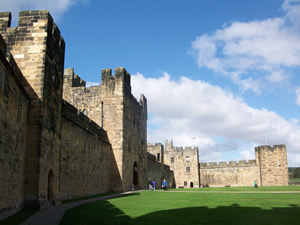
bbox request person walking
[148,178,153,191]
[152,179,156,191]
[162,179,167,190]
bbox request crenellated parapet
[0,10,65,100]
[200,159,256,168]
[0,12,11,29]
[64,68,86,87]
[101,67,131,96]
[255,144,286,152]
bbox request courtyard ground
[60,187,300,225]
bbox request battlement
[0,10,65,100]
[0,12,11,30]
[255,144,286,152]
[101,67,131,94]
[200,159,256,168]
[0,10,63,41]
[64,68,86,87]
[101,67,130,84]
[62,100,109,143]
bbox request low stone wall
[200,160,259,187]
[59,101,112,200]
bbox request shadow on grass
[60,199,300,225]
[0,208,38,225]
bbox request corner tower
[255,145,289,186]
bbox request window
[278,160,281,166]
[171,157,174,163]
[184,181,187,186]
[157,153,160,162]
[185,156,190,162]
[186,166,190,173]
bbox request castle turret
[255,145,289,186]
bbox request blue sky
[2,0,300,166]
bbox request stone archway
[47,170,54,203]
[190,182,194,188]
[133,162,138,186]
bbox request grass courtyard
[60,187,300,225]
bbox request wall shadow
[60,195,300,225]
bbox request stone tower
[0,11,65,207]
[255,145,289,186]
[164,140,200,188]
[63,68,148,191]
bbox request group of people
[148,178,168,191]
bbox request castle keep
[0,10,289,220]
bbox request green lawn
[60,188,300,225]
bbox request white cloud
[86,81,100,87]
[191,0,300,94]
[132,72,300,166]
[1,0,88,22]
[265,71,287,83]
[240,150,255,160]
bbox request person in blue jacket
[162,179,167,190]
[152,179,156,191]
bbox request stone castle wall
[0,34,30,219]
[60,101,112,200]
[146,152,175,188]
[1,10,148,218]
[149,140,289,188]
[0,11,65,207]
[200,160,259,187]
[63,68,148,191]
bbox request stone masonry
[148,141,289,188]
[148,140,200,188]
[63,67,148,191]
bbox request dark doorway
[133,162,138,186]
[47,170,54,203]
[190,182,194,188]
